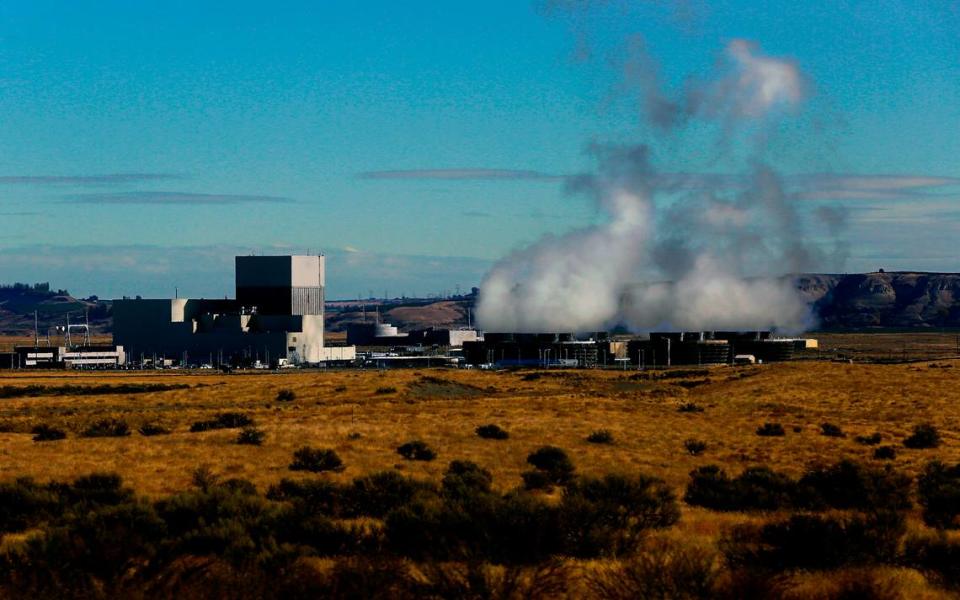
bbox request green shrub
[375,386,397,395]
[275,389,296,402]
[796,459,911,511]
[442,461,493,499]
[904,423,940,449]
[820,422,844,437]
[685,465,794,511]
[219,478,257,495]
[586,430,614,444]
[686,460,912,513]
[266,478,344,515]
[290,447,345,472]
[138,422,170,436]
[31,424,66,442]
[273,512,372,558]
[523,446,575,489]
[67,473,134,508]
[0,478,60,533]
[903,533,960,587]
[1,501,167,593]
[190,412,254,432]
[81,418,131,438]
[560,474,680,557]
[416,561,569,600]
[384,489,562,564]
[684,439,707,456]
[155,484,286,564]
[190,465,220,491]
[874,446,896,460]
[236,427,265,446]
[521,470,553,491]
[347,471,435,518]
[396,440,436,461]
[586,538,719,600]
[854,432,882,445]
[723,511,905,570]
[918,461,960,529]
[475,424,509,440]
[756,422,785,437]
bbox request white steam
[704,39,806,119]
[476,40,830,334]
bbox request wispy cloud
[64,191,293,205]
[358,167,959,201]
[358,168,565,181]
[790,174,960,201]
[462,210,493,218]
[0,173,181,186]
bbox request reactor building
[113,255,331,366]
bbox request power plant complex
[1,252,818,370]
[461,331,818,369]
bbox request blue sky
[0,1,958,298]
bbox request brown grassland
[2,360,958,496]
[2,338,960,597]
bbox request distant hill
[0,283,111,336]
[798,272,960,329]
[4,272,960,337]
[325,299,472,333]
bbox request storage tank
[375,323,400,337]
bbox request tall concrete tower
[235,255,325,316]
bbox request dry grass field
[3,345,960,596]
[0,361,958,509]
[814,331,960,361]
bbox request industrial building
[113,255,350,367]
[625,331,815,367]
[462,331,817,368]
[462,332,613,368]
[346,321,409,346]
[347,320,480,348]
[0,344,127,370]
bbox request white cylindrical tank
[375,323,399,337]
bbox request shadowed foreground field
[1,362,960,597]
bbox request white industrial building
[113,255,348,366]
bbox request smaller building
[346,321,409,346]
[462,332,607,368]
[347,322,480,348]
[61,345,126,369]
[406,327,480,347]
[4,345,126,369]
[319,345,357,363]
[16,346,62,368]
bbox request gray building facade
[113,255,325,365]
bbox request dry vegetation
[1,361,958,495]
[814,331,960,362]
[1,346,960,597]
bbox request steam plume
[476,39,834,334]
